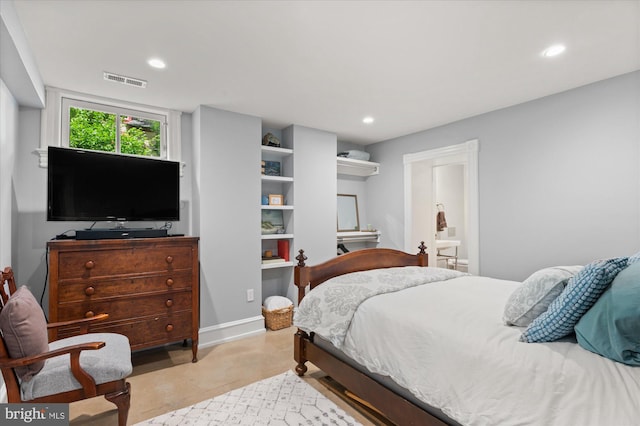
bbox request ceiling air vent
[103,72,147,88]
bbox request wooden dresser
[47,236,199,362]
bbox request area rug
[135,370,362,425]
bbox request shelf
[261,146,293,157]
[261,261,294,270]
[337,230,381,243]
[261,205,294,210]
[261,175,293,182]
[337,157,380,177]
[261,233,293,240]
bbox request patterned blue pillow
[628,251,640,265]
[520,257,628,343]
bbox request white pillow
[503,266,583,327]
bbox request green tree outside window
[69,107,161,157]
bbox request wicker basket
[262,305,293,330]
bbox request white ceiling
[12,0,640,145]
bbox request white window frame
[37,87,182,171]
[61,97,167,157]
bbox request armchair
[0,267,132,425]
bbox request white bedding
[298,271,640,426]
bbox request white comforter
[297,269,640,426]
[295,266,465,348]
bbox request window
[38,87,182,168]
[62,98,166,158]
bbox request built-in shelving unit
[336,153,381,253]
[337,157,380,177]
[261,135,294,272]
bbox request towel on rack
[436,211,448,232]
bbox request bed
[292,245,640,426]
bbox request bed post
[418,241,428,266]
[294,250,309,376]
[294,330,309,376]
[294,249,308,304]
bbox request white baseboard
[198,315,266,349]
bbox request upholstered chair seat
[20,333,132,401]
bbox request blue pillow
[520,257,627,343]
[575,261,640,365]
[628,251,640,265]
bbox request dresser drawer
[57,246,193,280]
[56,271,192,302]
[56,291,192,322]
[57,311,194,350]
[48,237,199,360]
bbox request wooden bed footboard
[293,243,452,426]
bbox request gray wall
[367,71,640,281]
[293,125,337,266]
[192,106,262,326]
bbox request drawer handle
[165,299,173,307]
[85,311,94,318]
[166,256,174,264]
[165,324,174,332]
[85,286,95,296]
[84,260,95,270]
[166,278,174,287]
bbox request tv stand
[75,228,168,240]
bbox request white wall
[367,71,640,281]
[0,79,18,268]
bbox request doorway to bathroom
[403,140,479,275]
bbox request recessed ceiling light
[147,58,166,69]
[541,44,566,58]
[363,116,374,124]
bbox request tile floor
[69,327,375,425]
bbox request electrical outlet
[246,289,254,302]
[448,227,456,237]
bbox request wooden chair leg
[105,381,131,426]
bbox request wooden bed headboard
[293,242,428,305]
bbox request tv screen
[47,147,180,222]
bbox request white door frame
[403,139,479,275]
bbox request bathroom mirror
[337,194,360,232]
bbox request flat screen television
[47,146,180,223]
